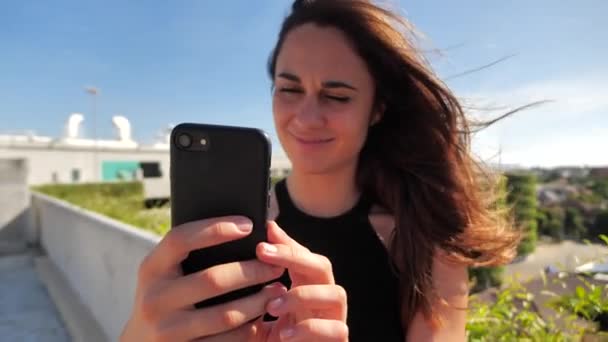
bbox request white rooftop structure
[0,113,292,184]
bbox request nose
[294,95,325,128]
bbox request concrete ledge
[32,191,160,340]
[35,256,108,342]
[31,191,161,244]
[0,240,28,256]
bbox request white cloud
[465,77,608,167]
[464,77,608,118]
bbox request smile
[291,133,334,145]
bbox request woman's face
[272,23,380,175]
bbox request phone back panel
[170,123,271,307]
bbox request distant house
[590,167,608,179]
[537,183,580,206]
[555,167,590,179]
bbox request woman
[121,0,519,341]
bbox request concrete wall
[32,192,160,340]
[0,159,33,243]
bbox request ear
[370,102,385,126]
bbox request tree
[564,207,587,239]
[468,175,508,292]
[469,267,504,293]
[591,179,608,200]
[538,207,565,241]
[590,210,608,241]
[506,173,538,256]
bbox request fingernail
[267,296,284,311]
[262,243,278,254]
[280,327,296,340]
[235,218,252,232]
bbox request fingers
[192,316,270,342]
[267,221,307,251]
[279,318,349,342]
[141,216,253,279]
[266,285,347,321]
[256,241,334,284]
[152,260,285,312]
[166,282,287,341]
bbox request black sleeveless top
[273,180,404,341]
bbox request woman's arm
[368,212,470,341]
[406,254,469,342]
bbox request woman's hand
[254,222,349,342]
[120,216,287,342]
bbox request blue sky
[1,0,607,167]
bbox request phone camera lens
[177,133,192,148]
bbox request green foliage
[591,179,608,200]
[539,170,563,184]
[35,182,143,198]
[466,280,584,341]
[564,207,587,239]
[271,177,284,187]
[34,182,171,235]
[507,173,538,256]
[537,207,565,241]
[550,281,608,322]
[494,175,509,210]
[517,226,538,256]
[578,192,604,205]
[590,211,608,241]
[469,266,504,293]
[468,236,608,341]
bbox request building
[590,167,608,179]
[536,183,580,206]
[0,113,292,186]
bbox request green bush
[590,211,608,240]
[35,182,143,198]
[466,280,584,341]
[538,207,566,241]
[591,179,608,200]
[469,266,504,293]
[550,281,608,323]
[34,182,170,235]
[506,173,538,257]
[271,177,284,187]
[564,207,587,239]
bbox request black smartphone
[170,122,272,308]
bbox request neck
[286,163,360,218]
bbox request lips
[291,133,334,145]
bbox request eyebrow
[277,72,358,91]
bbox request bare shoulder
[432,249,469,302]
[368,206,469,300]
[368,205,395,249]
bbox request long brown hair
[268,0,520,331]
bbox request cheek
[272,97,292,141]
[331,107,371,145]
